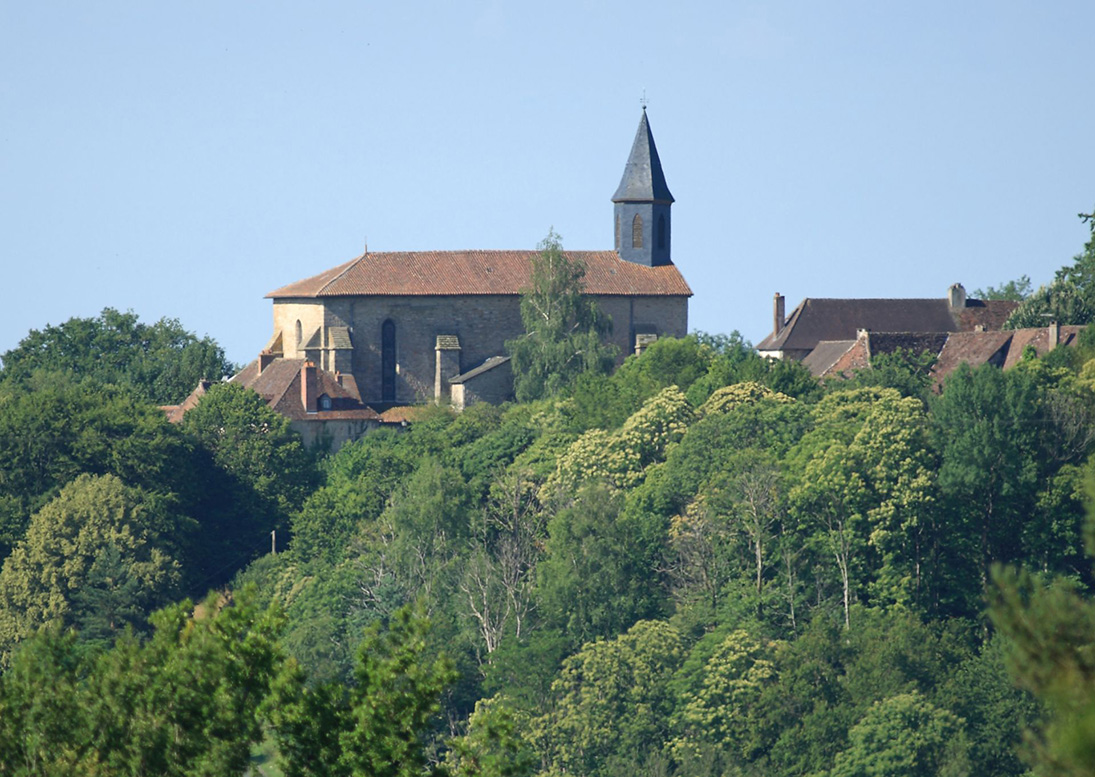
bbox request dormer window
[632,214,643,249]
[319,394,333,411]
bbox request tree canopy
[0,307,234,404]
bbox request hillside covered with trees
[3,224,1095,776]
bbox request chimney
[334,371,344,386]
[773,293,786,335]
[259,350,276,373]
[301,361,318,413]
[947,283,967,310]
[1049,320,1059,347]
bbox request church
[237,109,691,423]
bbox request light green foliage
[0,307,233,405]
[0,474,181,662]
[851,391,935,607]
[532,620,684,777]
[669,629,779,763]
[830,691,970,777]
[544,386,693,497]
[506,230,617,402]
[698,381,794,418]
[446,697,535,777]
[790,388,937,621]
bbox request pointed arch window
[657,214,666,250]
[615,214,621,250]
[632,214,643,249]
[295,320,303,346]
[381,320,396,402]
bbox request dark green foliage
[0,307,233,405]
[0,587,285,777]
[182,382,319,580]
[0,381,201,559]
[536,484,669,646]
[506,230,618,402]
[932,365,1047,609]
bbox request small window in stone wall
[615,214,620,250]
[295,320,303,346]
[632,214,643,249]
[657,214,666,250]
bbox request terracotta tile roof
[266,250,692,299]
[162,379,212,423]
[230,358,380,421]
[931,331,1013,383]
[1001,325,1083,369]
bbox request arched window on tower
[632,214,643,249]
[381,319,396,402]
[615,214,621,250]
[657,214,666,250]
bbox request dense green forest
[4,225,1095,776]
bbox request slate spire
[612,108,674,266]
[612,108,675,205]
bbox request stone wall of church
[273,294,689,405]
[346,295,525,404]
[272,300,326,360]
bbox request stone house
[757,284,1018,364]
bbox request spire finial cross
[640,89,648,111]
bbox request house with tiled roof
[800,322,1081,387]
[757,284,1019,363]
[252,109,691,409]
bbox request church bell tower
[612,108,674,267]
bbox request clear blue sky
[3,1,1093,367]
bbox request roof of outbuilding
[611,109,675,204]
[450,355,511,384]
[266,250,692,299]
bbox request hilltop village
[3,112,1095,776]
